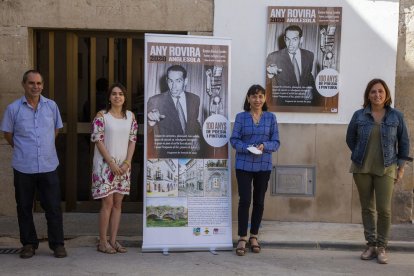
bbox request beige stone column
[393,0,414,223]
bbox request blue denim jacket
[346,106,411,167]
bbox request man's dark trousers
[14,169,64,250]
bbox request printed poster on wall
[266,6,342,113]
[142,33,232,252]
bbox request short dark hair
[243,84,268,111]
[284,25,303,37]
[22,70,43,84]
[363,78,392,108]
[166,65,187,79]
[105,82,128,118]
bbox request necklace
[251,111,263,125]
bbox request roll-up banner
[143,34,232,252]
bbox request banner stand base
[209,248,218,255]
[142,243,233,253]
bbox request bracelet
[122,160,131,168]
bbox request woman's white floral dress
[91,110,138,199]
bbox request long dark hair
[243,84,268,111]
[105,83,127,118]
[363,78,392,108]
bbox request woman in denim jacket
[346,79,411,264]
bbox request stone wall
[231,123,359,223]
[394,0,414,223]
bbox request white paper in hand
[247,146,262,155]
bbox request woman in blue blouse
[230,84,280,256]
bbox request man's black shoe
[53,245,67,258]
[20,245,35,259]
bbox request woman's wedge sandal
[249,236,261,253]
[236,238,248,256]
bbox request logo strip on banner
[142,34,232,252]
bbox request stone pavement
[2,246,414,276]
[0,213,413,252]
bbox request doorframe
[64,32,139,212]
[33,30,184,213]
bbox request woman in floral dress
[91,83,138,254]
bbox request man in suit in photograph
[266,25,320,105]
[147,65,202,157]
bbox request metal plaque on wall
[271,166,315,196]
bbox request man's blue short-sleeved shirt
[0,95,63,173]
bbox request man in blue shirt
[0,70,67,258]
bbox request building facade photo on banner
[143,34,232,252]
[266,6,342,113]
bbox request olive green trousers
[353,173,394,248]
